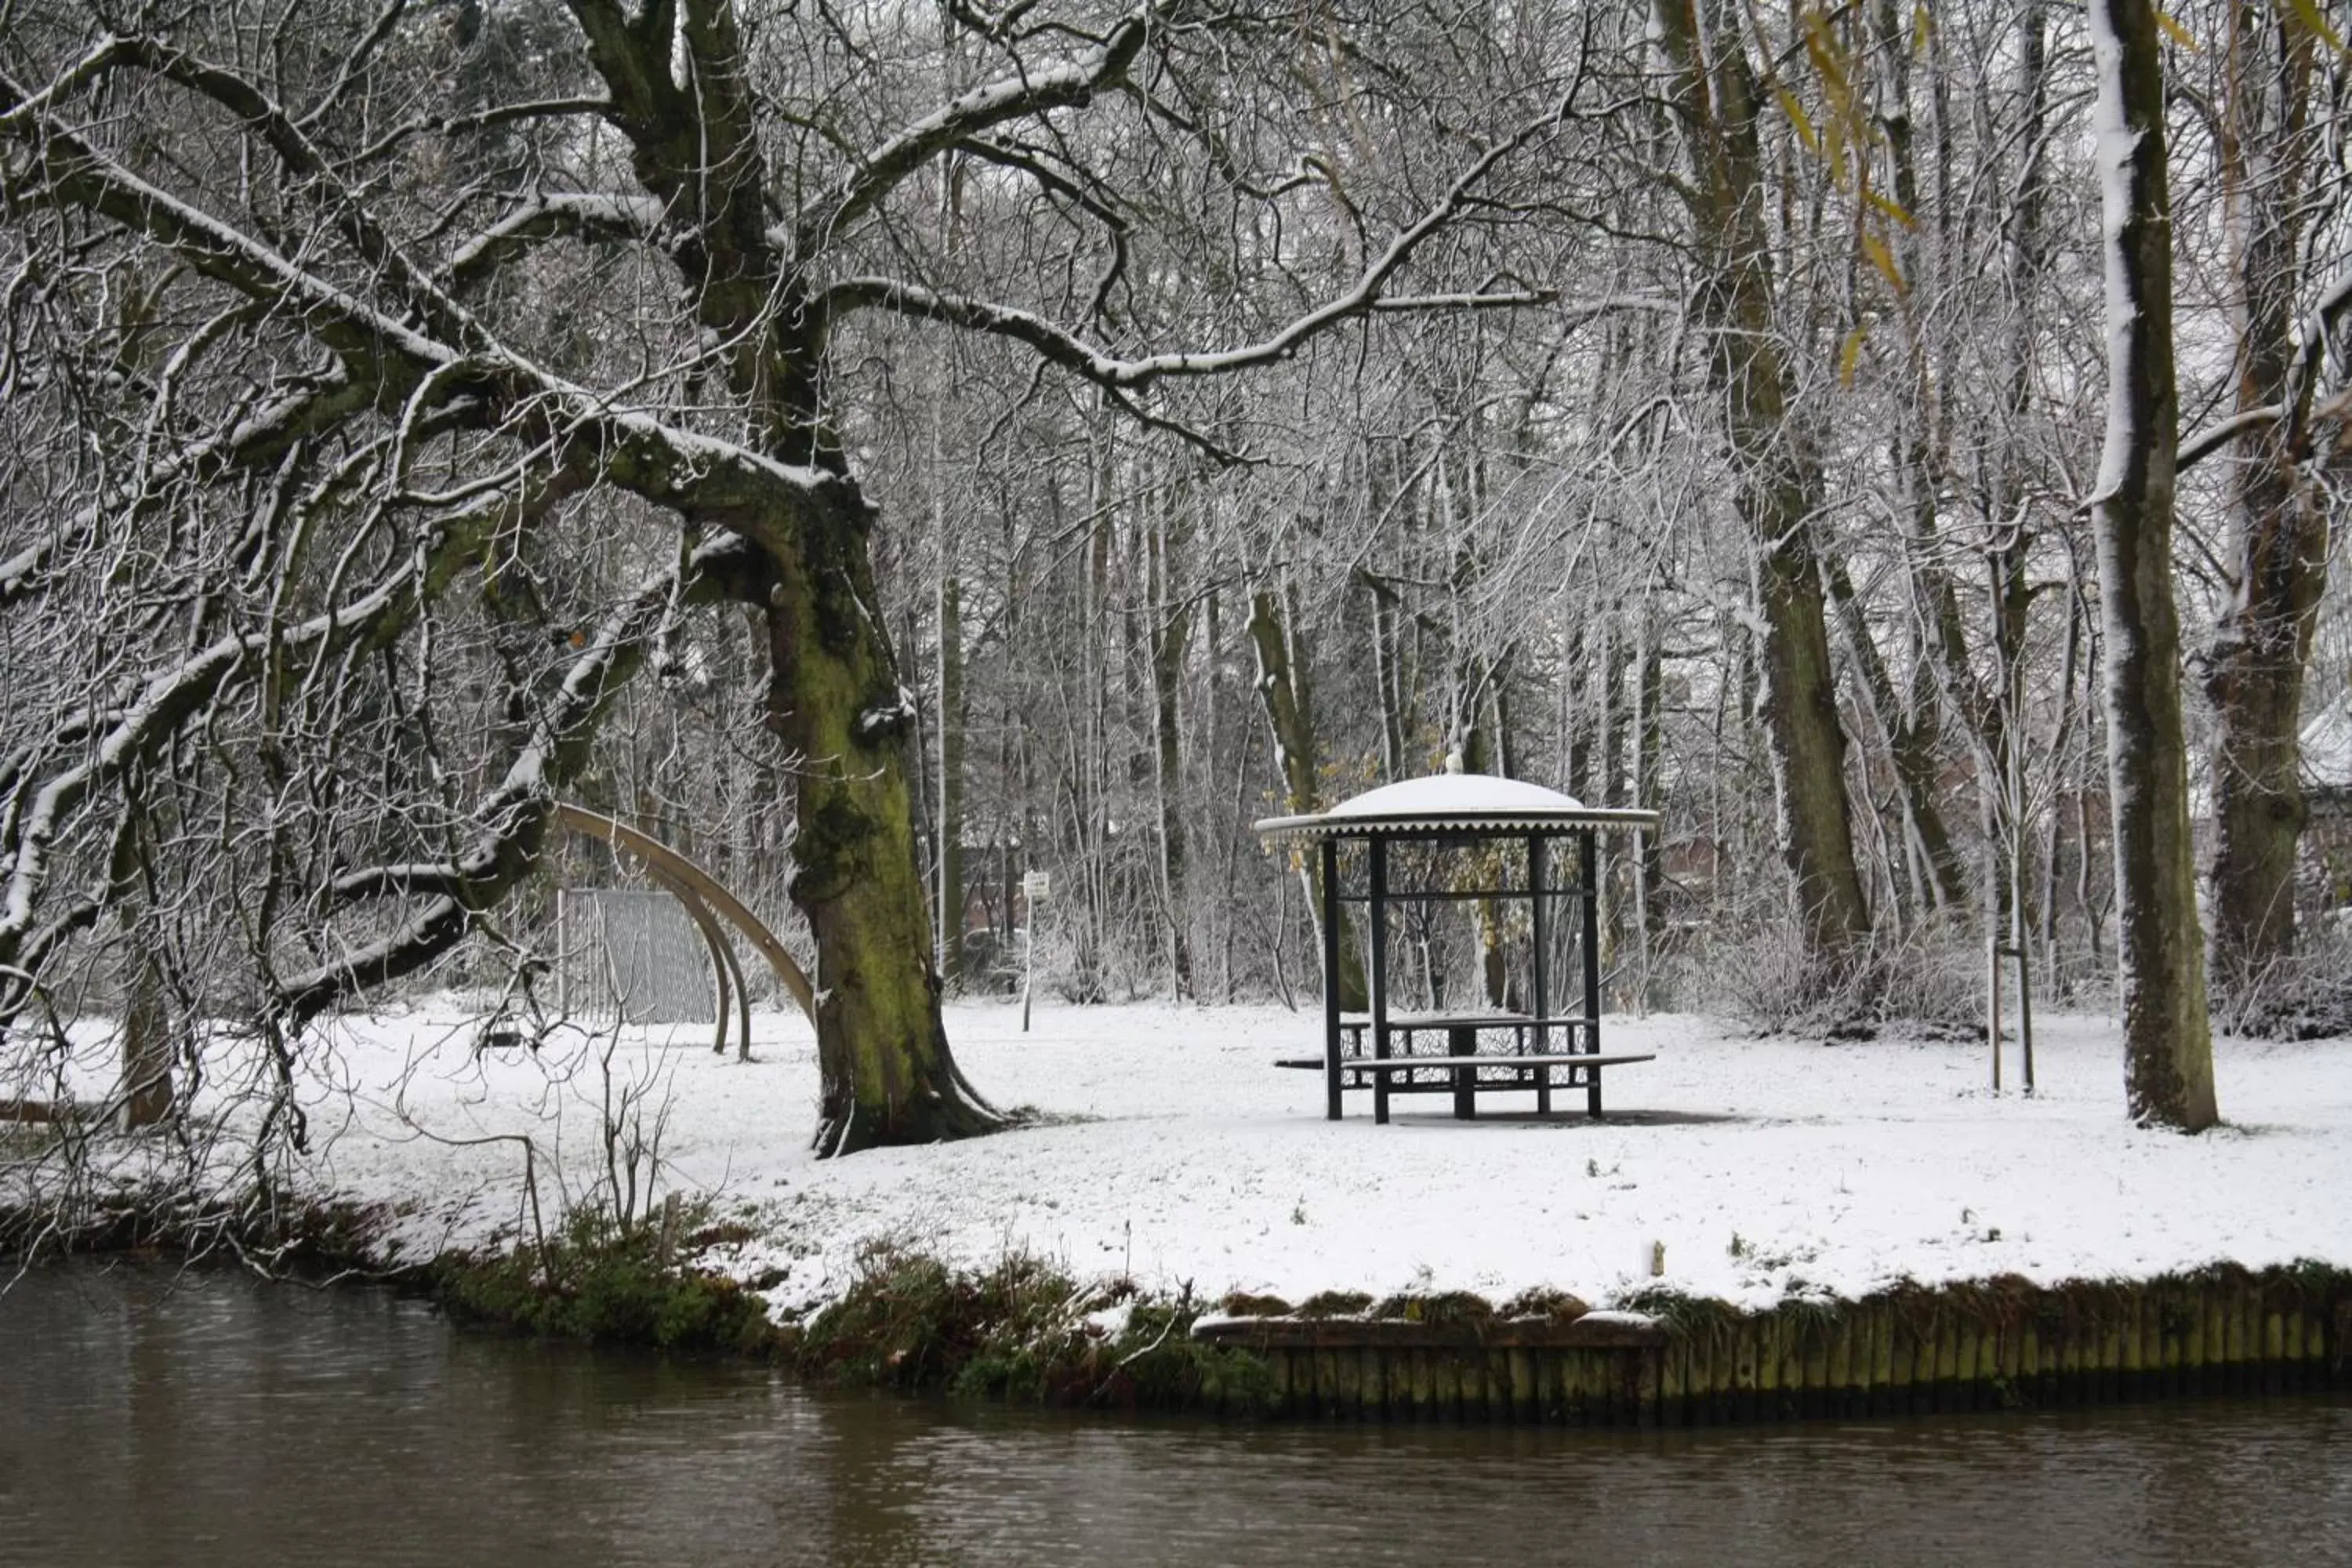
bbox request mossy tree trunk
[763,485,996,1152]
[2086,0,2217,1131]
[1657,0,1873,985]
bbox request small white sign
[1022,870,1051,901]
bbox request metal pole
[2010,663,2038,1094]
[1322,837,1343,1122]
[555,887,568,1018]
[1530,834,1550,1116]
[1988,932,2003,1092]
[1369,836,1393,1126]
[1580,831,1602,1117]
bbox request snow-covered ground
[278,1000,2352,1316]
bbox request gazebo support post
[1450,1024,1477,1120]
[1530,833,1552,1116]
[1369,837,1394,1126]
[1321,838,1343,1122]
[1581,830,1603,1117]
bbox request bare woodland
[3,0,2350,1189]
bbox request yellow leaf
[1777,88,1822,156]
[1838,323,1870,389]
[2283,0,2347,53]
[1861,231,1907,296]
[1802,12,1854,114]
[1911,2,1934,53]
[1806,34,1853,118]
[2155,9,2199,49]
[1865,188,1918,230]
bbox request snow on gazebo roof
[1254,770,1658,842]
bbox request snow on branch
[2,376,365,611]
[3,79,833,524]
[2177,402,2287,473]
[441,192,668,292]
[791,10,1150,255]
[0,551,427,965]
[347,96,613,169]
[0,456,613,997]
[0,76,456,367]
[818,97,1584,391]
[823,278,1609,393]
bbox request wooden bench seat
[1275,1051,1657,1072]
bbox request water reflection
[2,1266,2345,1566]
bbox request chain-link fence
[554,887,717,1025]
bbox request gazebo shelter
[1255,771,1659,1124]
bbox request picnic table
[1276,1011,1654,1122]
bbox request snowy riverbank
[281,1000,2352,1317]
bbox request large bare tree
[0,0,1580,1152]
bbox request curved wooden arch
[553,804,816,1046]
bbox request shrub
[433,1204,773,1354]
[794,1241,1277,1413]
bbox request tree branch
[791,10,1151,256]
[818,95,1584,389]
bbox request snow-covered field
[280,1000,2352,1316]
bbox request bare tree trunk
[1249,583,1365,1010]
[1828,559,1967,913]
[1149,495,1193,998]
[2204,2,2327,995]
[1637,620,1668,941]
[2088,0,2216,1131]
[1658,0,1873,983]
[119,930,172,1130]
[1867,0,1972,921]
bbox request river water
[2,1265,2347,1566]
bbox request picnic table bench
[1276,1011,1653,1123]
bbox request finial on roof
[1443,749,1464,775]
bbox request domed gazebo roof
[1254,771,1657,842]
